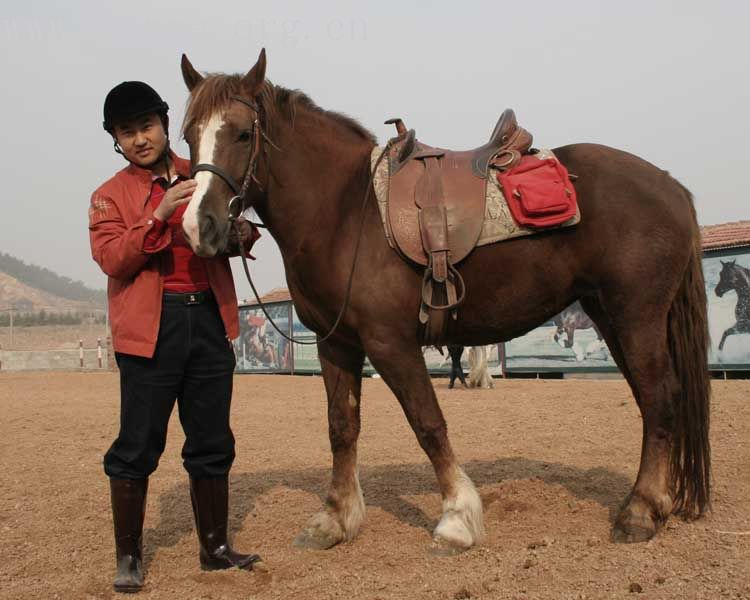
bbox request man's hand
[227,217,260,254]
[153,179,197,221]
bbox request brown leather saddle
[384,109,533,343]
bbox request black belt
[162,289,214,305]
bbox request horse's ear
[242,48,267,97]
[181,54,204,91]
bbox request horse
[467,346,494,388]
[553,301,607,361]
[178,50,710,551]
[714,259,750,351]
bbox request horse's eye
[238,131,251,143]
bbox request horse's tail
[668,203,711,518]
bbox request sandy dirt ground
[1,373,748,600]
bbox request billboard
[504,301,617,373]
[705,249,750,369]
[235,303,292,373]
[504,248,750,373]
[290,306,321,373]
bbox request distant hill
[0,252,105,312]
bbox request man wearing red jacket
[90,81,262,593]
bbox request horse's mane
[182,73,243,134]
[734,261,750,284]
[183,73,376,144]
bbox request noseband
[190,95,264,221]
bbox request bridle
[188,93,392,346]
[190,95,265,223]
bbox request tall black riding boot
[110,478,148,593]
[190,477,262,571]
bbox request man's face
[113,113,168,167]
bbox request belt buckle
[185,293,201,306]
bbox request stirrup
[420,264,466,311]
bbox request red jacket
[89,152,251,358]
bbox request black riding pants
[104,295,237,479]
[448,345,466,386]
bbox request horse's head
[715,259,737,297]
[180,50,268,257]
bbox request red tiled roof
[241,287,291,306]
[701,220,750,251]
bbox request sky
[1,1,748,298]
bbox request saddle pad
[371,147,580,250]
[497,155,578,227]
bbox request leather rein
[190,94,390,346]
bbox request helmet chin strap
[114,137,173,179]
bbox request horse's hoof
[293,526,342,550]
[433,511,475,551]
[428,536,470,556]
[293,512,345,550]
[612,510,657,543]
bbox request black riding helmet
[102,81,169,132]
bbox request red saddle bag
[497,155,577,228]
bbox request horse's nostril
[200,213,214,233]
[199,212,227,252]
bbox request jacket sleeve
[88,189,172,280]
[142,217,170,253]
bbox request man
[447,344,467,389]
[90,81,262,593]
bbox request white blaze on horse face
[182,112,225,251]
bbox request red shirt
[144,177,210,292]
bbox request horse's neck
[259,112,374,256]
[734,265,750,297]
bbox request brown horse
[179,50,710,551]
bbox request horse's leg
[364,338,484,551]
[293,339,366,550]
[580,297,631,381]
[457,357,468,388]
[568,327,586,361]
[585,295,678,542]
[718,325,736,351]
[584,331,603,358]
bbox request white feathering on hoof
[339,470,366,541]
[299,469,365,548]
[434,467,485,548]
